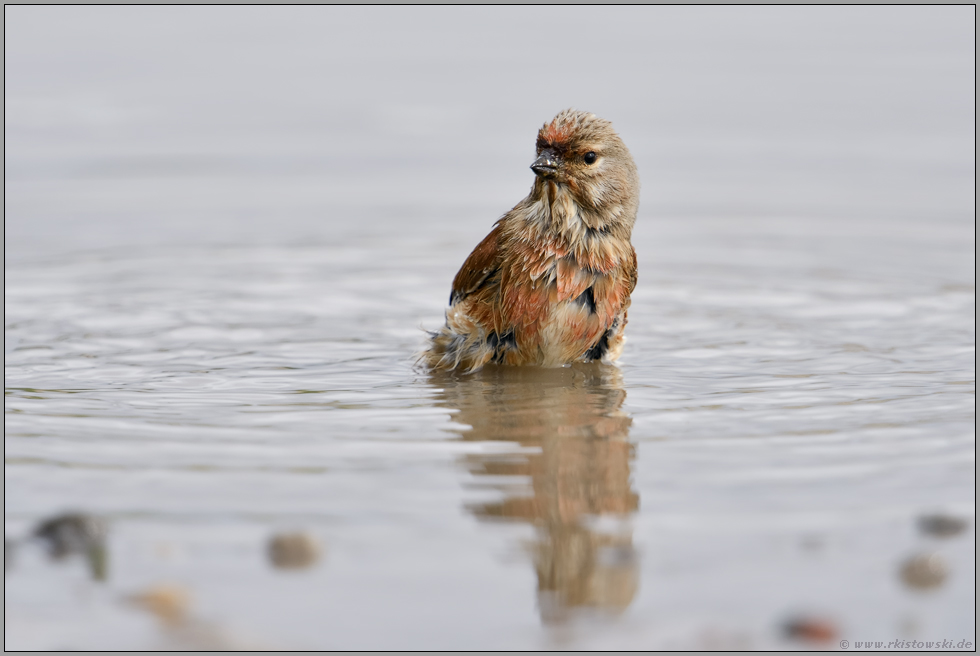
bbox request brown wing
[450,223,504,306]
[626,245,638,294]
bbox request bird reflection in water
[431,363,639,624]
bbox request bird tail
[417,307,494,374]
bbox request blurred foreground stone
[781,616,837,644]
[129,582,268,649]
[268,531,322,569]
[917,514,968,538]
[129,583,192,626]
[900,553,948,590]
[33,512,109,580]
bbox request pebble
[900,553,948,590]
[917,514,968,538]
[33,512,109,580]
[129,583,192,626]
[268,531,322,569]
[33,512,107,558]
[782,616,837,643]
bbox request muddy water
[4,6,975,650]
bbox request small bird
[422,109,640,373]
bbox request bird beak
[531,150,560,178]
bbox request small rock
[33,512,107,558]
[268,531,322,570]
[917,514,968,538]
[782,616,837,643]
[33,512,109,580]
[129,583,192,626]
[900,553,948,590]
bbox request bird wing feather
[626,245,638,294]
[450,223,504,305]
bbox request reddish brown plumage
[541,122,573,144]
[423,109,640,373]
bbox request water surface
[5,6,975,649]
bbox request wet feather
[422,109,640,373]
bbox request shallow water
[5,6,976,650]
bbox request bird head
[530,109,639,233]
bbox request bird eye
[583,152,597,165]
